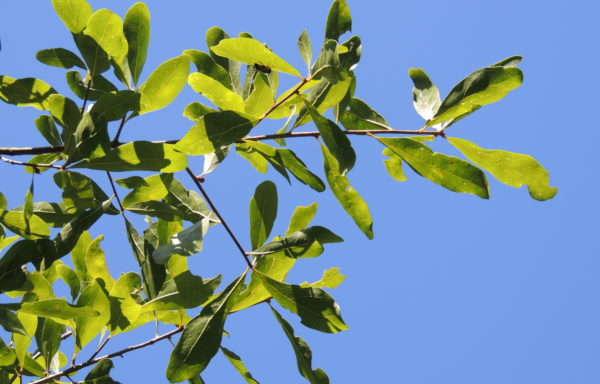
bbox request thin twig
[112,115,129,145]
[80,79,92,113]
[185,167,254,269]
[29,326,184,384]
[86,335,111,363]
[106,171,124,213]
[1,156,64,170]
[257,77,309,122]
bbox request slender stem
[80,78,92,113]
[185,167,254,269]
[112,114,129,145]
[257,77,309,122]
[86,335,111,363]
[106,171,124,213]
[29,326,184,384]
[0,156,64,170]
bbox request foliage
[0,0,556,383]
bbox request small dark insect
[254,63,272,74]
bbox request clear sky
[1,0,599,383]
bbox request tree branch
[28,326,183,384]
[0,156,64,171]
[185,167,254,270]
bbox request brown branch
[0,156,64,171]
[257,77,309,122]
[29,326,184,384]
[185,167,254,270]
[106,172,124,213]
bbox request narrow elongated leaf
[176,111,254,156]
[300,268,345,289]
[493,55,523,67]
[304,99,355,174]
[124,2,150,86]
[54,171,117,214]
[73,34,111,76]
[408,68,441,120]
[377,137,490,199]
[166,273,246,382]
[278,149,325,192]
[0,309,26,335]
[270,306,330,384]
[448,137,557,200]
[220,347,261,384]
[298,30,312,70]
[66,71,117,101]
[427,65,523,127]
[0,76,56,110]
[257,272,348,333]
[35,318,64,370]
[13,311,36,368]
[339,97,390,131]
[74,281,110,348]
[211,38,302,77]
[184,49,232,90]
[72,141,188,172]
[139,55,190,114]
[143,271,221,311]
[51,0,93,33]
[254,226,342,257]
[249,181,277,250]
[36,48,85,69]
[321,144,373,239]
[325,0,352,41]
[188,72,244,112]
[2,299,98,320]
[122,173,172,207]
[152,218,210,264]
[35,115,62,146]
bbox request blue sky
[1,0,599,383]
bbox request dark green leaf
[220,347,261,384]
[54,171,118,214]
[270,306,330,384]
[143,271,221,311]
[427,65,523,127]
[206,27,231,72]
[311,40,341,82]
[408,68,441,121]
[254,226,342,258]
[72,141,188,172]
[176,111,254,156]
[339,97,390,131]
[298,30,312,71]
[448,137,557,200]
[36,48,86,69]
[0,76,56,110]
[125,219,165,299]
[153,218,210,264]
[90,90,140,121]
[249,181,278,250]
[35,115,62,146]
[325,0,352,41]
[236,141,290,182]
[73,33,111,76]
[51,0,93,33]
[0,309,26,335]
[321,144,373,239]
[278,149,325,192]
[166,272,246,382]
[124,2,150,87]
[492,55,523,67]
[66,71,117,101]
[304,99,355,175]
[84,358,120,384]
[184,49,232,90]
[338,36,361,71]
[0,240,55,292]
[35,317,64,370]
[65,112,110,165]
[126,201,185,221]
[139,55,190,114]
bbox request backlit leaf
[143,271,221,311]
[74,280,110,349]
[73,34,111,76]
[298,30,312,70]
[152,218,210,264]
[325,0,352,41]
[139,55,190,114]
[408,68,441,121]
[124,2,150,86]
[339,97,390,131]
[0,76,56,110]
[254,226,342,258]
[125,219,165,299]
[184,49,232,90]
[249,181,278,250]
[51,0,93,33]
[220,347,261,384]
[36,48,86,69]
[188,72,244,112]
[300,267,345,289]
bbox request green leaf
[34,317,64,371]
[0,211,50,239]
[122,173,172,207]
[73,34,111,76]
[321,144,373,239]
[89,90,140,121]
[152,218,210,264]
[143,271,221,311]
[166,272,246,382]
[0,337,16,367]
[35,115,62,146]
[325,0,352,41]
[298,30,312,71]
[84,358,120,384]
[257,272,348,333]
[0,240,55,292]
[408,68,441,121]
[0,76,56,110]
[125,219,165,299]
[427,65,523,127]
[300,267,345,289]
[211,38,302,78]
[123,2,150,87]
[84,9,128,64]
[377,137,490,199]
[0,309,26,335]
[294,75,351,127]
[51,0,93,33]
[310,40,342,83]
[235,141,290,182]
[139,55,190,114]
[74,280,110,349]
[206,27,231,72]
[201,146,230,177]
[83,235,114,289]
[72,141,188,172]
[184,49,232,90]
[382,148,407,182]
[304,100,355,174]
[187,72,244,112]
[3,299,98,321]
[66,71,117,101]
[65,112,110,165]
[249,181,278,250]
[220,347,261,384]
[244,73,273,117]
[338,36,361,71]
[254,226,342,258]
[54,171,117,214]
[278,149,326,192]
[448,137,557,200]
[13,311,36,368]
[176,111,254,156]
[269,306,330,384]
[286,203,318,235]
[492,55,523,68]
[183,102,216,122]
[108,272,143,334]
[339,97,390,130]
[164,178,212,223]
[36,48,86,69]
[52,263,80,300]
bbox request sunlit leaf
[122,173,172,207]
[139,55,190,114]
[143,271,221,311]
[339,97,390,131]
[54,171,118,214]
[211,38,302,77]
[220,347,261,384]
[166,273,246,382]
[321,144,373,239]
[36,48,86,69]
[74,280,110,349]
[244,73,273,117]
[183,102,216,122]
[124,2,150,87]
[152,218,210,264]
[184,49,232,90]
[51,0,93,33]
[108,272,143,334]
[377,137,490,199]
[89,90,140,122]
[84,9,128,63]
[325,0,352,41]
[298,30,312,70]
[448,137,557,200]
[254,226,342,258]
[65,112,110,165]
[250,181,278,250]
[0,211,50,239]
[35,317,64,371]
[1,299,98,321]
[0,76,56,110]
[66,71,117,101]
[300,267,345,289]
[188,72,244,112]
[73,34,111,76]
[295,75,351,127]
[382,148,407,182]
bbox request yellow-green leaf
[139,55,190,114]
